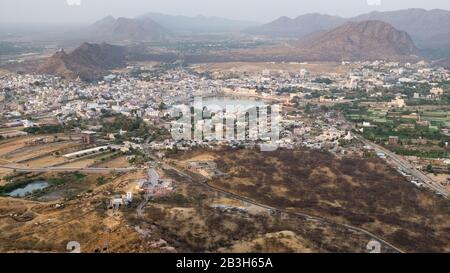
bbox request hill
[140,12,259,33]
[246,9,450,58]
[87,16,172,42]
[293,20,420,61]
[245,13,346,38]
[202,148,450,253]
[353,8,450,58]
[37,42,126,81]
[228,21,421,62]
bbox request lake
[8,181,50,197]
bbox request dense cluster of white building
[1,60,449,154]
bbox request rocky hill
[246,8,450,58]
[87,16,172,42]
[245,13,346,38]
[294,20,420,61]
[37,42,126,81]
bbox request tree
[158,102,167,110]
[304,103,312,114]
[96,176,106,185]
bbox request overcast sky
[2,0,450,25]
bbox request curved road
[158,159,405,253]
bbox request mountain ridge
[294,20,421,61]
[87,16,172,42]
[37,42,126,81]
[139,12,259,33]
[246,8,450,58]
[231,20,421,62]
[245,13,346,38]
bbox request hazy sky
[2,0,450,25]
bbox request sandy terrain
[25,156,67,168]
[427,173,450,191]
[95,156,130,168]
[191,62,351,75]
[0,139,28,157]
[219,231,313,253]
[0,170,148,253]
[4,141,79,163]
[0,126,24,133]
[58,158,97,168]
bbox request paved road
[136,193,149,218]
[136,168,159,218]
[147,168,159,185]
[0,164,137,174]
[358,137,449,198]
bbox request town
[1,55,450,253]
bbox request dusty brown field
[426,173,450,192]
[0,137,31,157]
[0,136,130,173]
[191,62,351,75]
[218,231,313,253]
[25,156,67,168]
[0,171,148,253]
[133,167,393,253]
[3,141,79,163]
[0,161,399,253]
[0,135,82,161]
[4,144,446,252]
[95,156,130,168]
[0,137,84,184]
[171,148,450,253]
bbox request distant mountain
[248,9,450,58]
[293,21,420,62]
[433,58,450,69]
[37,42,126,81]
[244,13,346,38]
[352,9,450,57]
[139,12,259,33]
[87,16,172,42]
[233,21,421,62]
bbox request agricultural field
[0,135,132,185]
[343,106,450,159]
